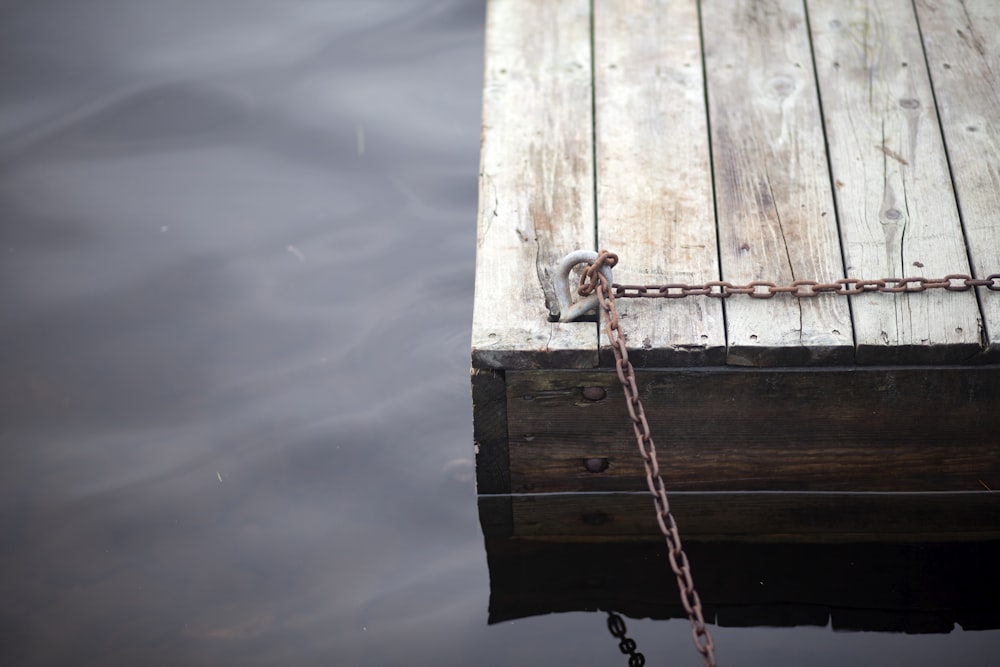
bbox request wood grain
[701,0,853,366]
[505,367,1000,493]
[471,0,597,369]
[913,0,1000,359]
[809,0,983,363]
[593,0,725,367]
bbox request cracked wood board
[470,0,597,370]
[593,0,725,367]
[914,0,1000,359]
[702,0,853,366]
[810,0,982,363]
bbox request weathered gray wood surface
[594,0,725,366]
[470,0,597,369]
[914,0,1000,359]
[810,0,982,363]
[472,0,1000,369]
[702,0,853,366]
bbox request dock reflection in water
[484,536,1000,634]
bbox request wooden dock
[471,0,1000,542]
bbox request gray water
[1,1,998,665]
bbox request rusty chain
[609,273,1000,299]
[579,250,718,667]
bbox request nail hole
[581,512,610,525]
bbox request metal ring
[554,250,615,322]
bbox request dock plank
[471,0,597,369]
[809,0,982,363]
[701,0,853,366]
[593,0,725,366]
[914,0,1000,359]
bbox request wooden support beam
[491,491,1000,542]
[505,367,1000,494]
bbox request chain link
[580,250,718,667]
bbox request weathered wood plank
[593,0,725,367]
[809,0,982,363]
[701,0,853,366]
[505,367,1000,493]
[471,0,597,369]
[506,492,1000,542]
[914,0,1000,359]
